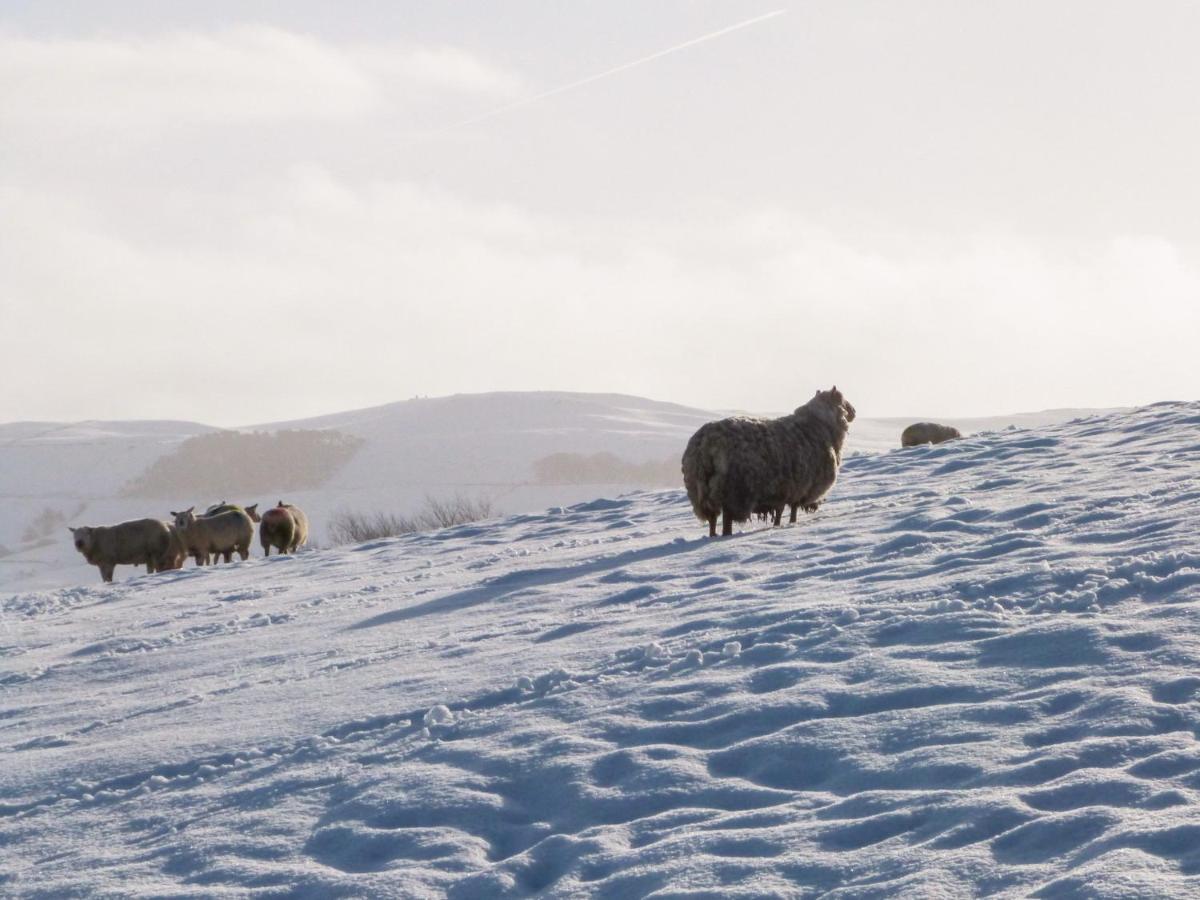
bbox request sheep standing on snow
[162,525,188,571]
[901,422,961,448]
[205,501,261,522]
[69,518,176,582]
[170,506,254,565]
[682,387,856,537]
[259,501,309,556]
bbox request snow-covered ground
[0,391,1111,592]
[3,401,1198,896]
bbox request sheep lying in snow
[901,422,961,448]
[682,386,856,536]
[171,506,254,565]
[259,501,309,556]
[69,518,175,582]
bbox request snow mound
[2,402,1200,896]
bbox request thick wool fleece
[682,388,855,535]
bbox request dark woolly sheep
[682,387,856,537]
[754,504,785,526]
[260,501,309,556]
[901,422,961,448]
[68,518,174,583]
[783,396,856,522]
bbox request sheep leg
[722,510,734,536]
[773,507,783,526]
[99,563,115,583]
[707,515,717,538]
[222,550,232,563]
[789,504,799,523]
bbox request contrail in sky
[434,8,787,134]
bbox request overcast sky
[3,1,1199,426]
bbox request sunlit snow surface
[3,402,1200,897]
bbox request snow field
[2,402,1199,896]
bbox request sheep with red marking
[259,501,309,556]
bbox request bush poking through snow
[329,495,497,545]
[420,494,497,529]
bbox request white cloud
[0,26,523,141]
[3,167,1199,425]
[367,45,525,99]
[3,11,1198,427]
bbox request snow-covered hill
[0,419,217,589]
[0,392,712,591]
[3,402,1198,896]
[0,391,1111,592]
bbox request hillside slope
[0,391,1110,592]
[4,403,1199,896]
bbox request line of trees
[532,451,679,486]
[121,429,363,498]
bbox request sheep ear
[68,526,77,534]
[186,506,194,514]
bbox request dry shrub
[329,494,496,545]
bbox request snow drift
[3,401,1199,896]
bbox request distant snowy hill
[0,420,217,588]
[3,401,1198,896]
[0,392,1115,590]
[254,391,719,554]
